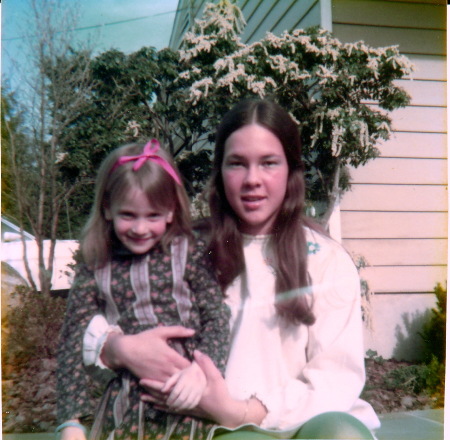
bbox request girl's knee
[295,412,374,439]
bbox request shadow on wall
[392,310,432,362]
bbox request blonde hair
[81,142,191,268]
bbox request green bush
[384,362,437,395]
[2,286,67,432]
[3,286,66,371]
[384,284,446,408]
[419,283,446,364]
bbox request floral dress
[56,236,230,440]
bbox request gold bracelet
[240,398,250,425]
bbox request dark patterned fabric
[56,237,230,439]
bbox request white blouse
[223,228,380,431]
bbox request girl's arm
[193,351,268,427]
[83,313,194,381]
[101,325,194,381]
[141,350,268,428]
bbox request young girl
[82,100,381,439]
[56,140,230,440]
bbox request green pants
[214,412,375,439]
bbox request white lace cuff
[83,314,123,369]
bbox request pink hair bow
[111,139,181,185]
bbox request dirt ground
[362,357,436,414]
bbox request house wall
[169,0,447,360]
[331,0,447,360]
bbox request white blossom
[357,121,369,149]
[331,124,344,157]
[367,58,380,78]
[317,65,338,84]
[326,109,340,119]
[126,120,141,137]
[179,70,191,79]
[190,77,214,103]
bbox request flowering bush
[178,0,413,223]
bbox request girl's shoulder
[70,261,98,290]
[304,225,355,267]
[172,234,209,258]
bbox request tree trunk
[320,163,341,229]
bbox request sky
[1,0,180,93]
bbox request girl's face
[221,123,289,235]
[105,187,173,255]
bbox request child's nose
[133,219,148,234]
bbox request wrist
[219,397,267,428]
[100,332,125,369]
[216,397,250,428]
[55,419,87,435]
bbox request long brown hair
[81,142,191,269]
[209,99,317,325]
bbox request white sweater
[223,228,380,431]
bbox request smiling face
[221,123,289,235]
[105,187,173,255]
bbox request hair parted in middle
[208,98,316,326]
[80,142,192,269]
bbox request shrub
[384,363,435,395]
[419,283,446,364]
[2,286,67,432]
[3,286,66,371]
[384,284,447,408]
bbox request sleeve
[259,244,379,430]
[185,239,231,375]
[83,314,123,369]
[56,264,104,423]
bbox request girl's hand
[59,426,86,440]
[140,351,267,427]
[102,326,195,381]
[193,351,268,427]
[163,361,207,410]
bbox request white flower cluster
[180,34,215,62]
[316,65,338,85]
[331,125,344,157]
[178,2,413,167]
[190,77,214,104]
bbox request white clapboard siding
[349,157,447,185]
[333,24,445,56]
[388,106,447,133]
[358,266,447,293]
[241,0,320,43]
[344,238,447,266]
[333,0,446,29]
[377,132,446,159]
[395,80,446,107]
[340,184,447,212]
[363,104,447,133]
[341,212,448,238]
[408,55,447,81]
[333,0,447,298]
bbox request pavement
[2,409,445,440]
